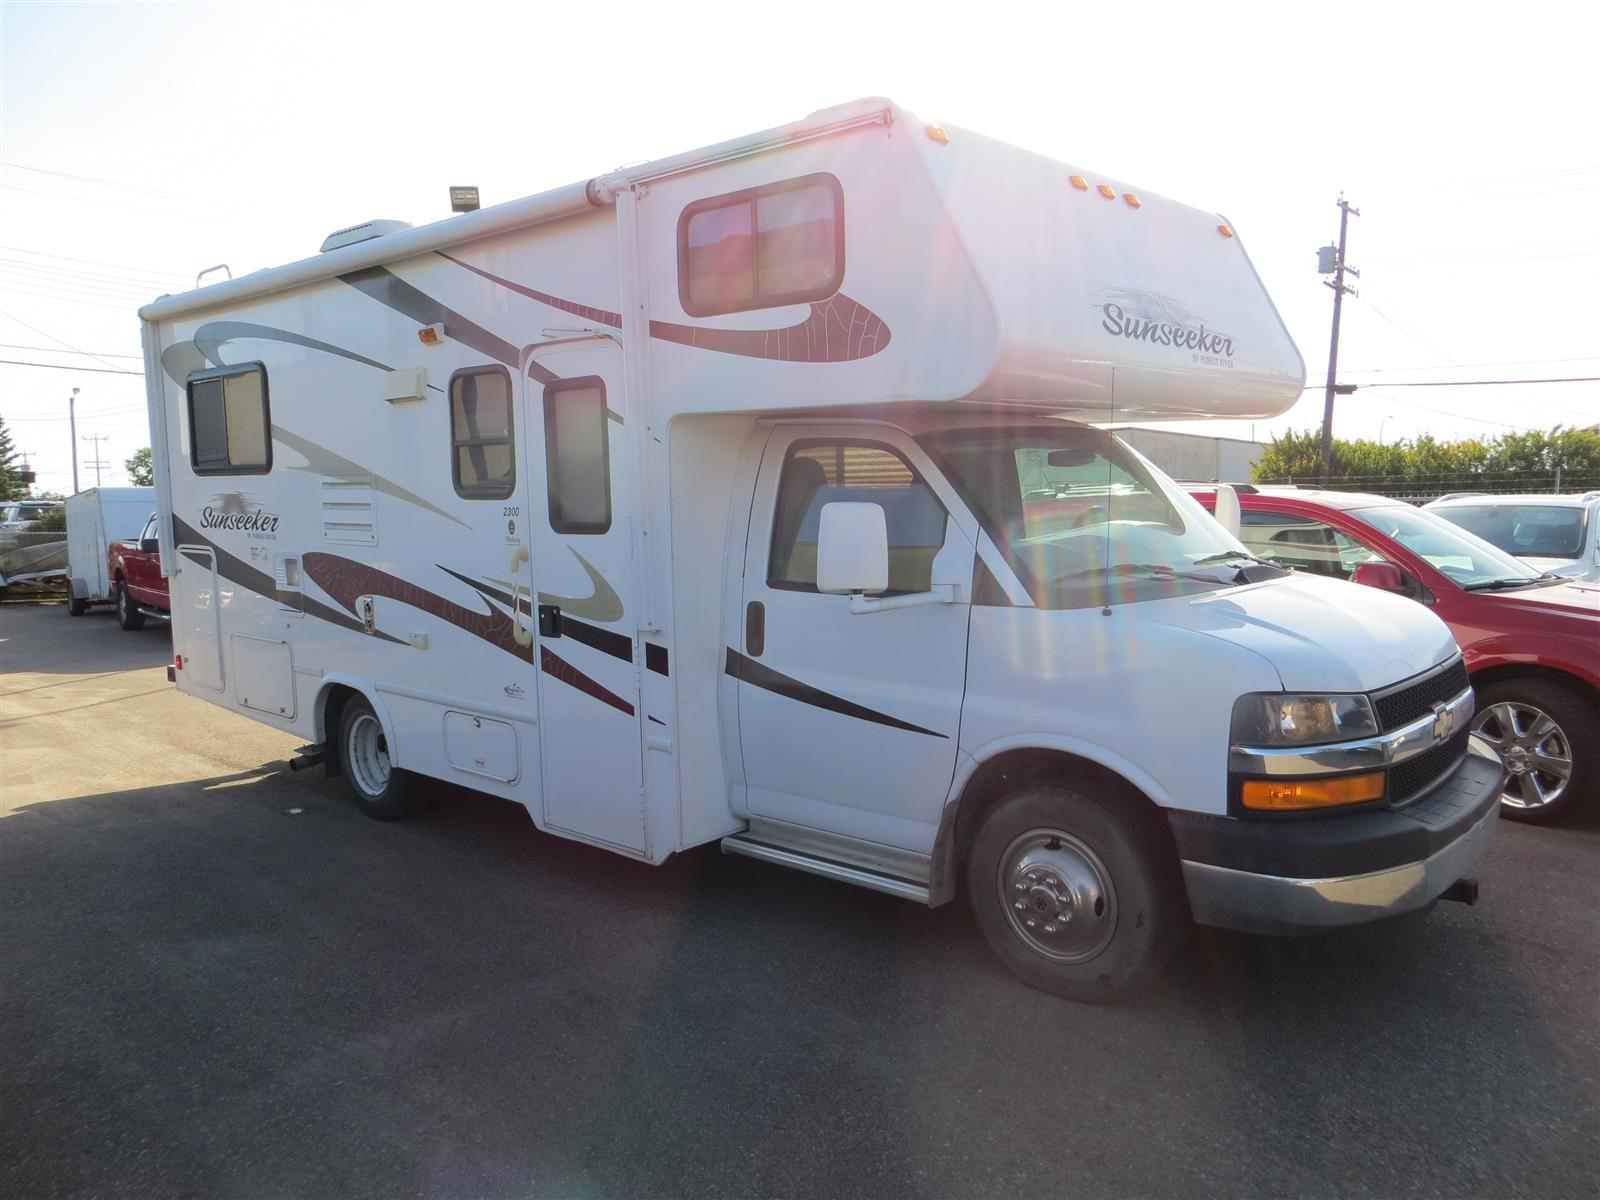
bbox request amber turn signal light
[1241,772,1385,812]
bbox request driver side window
[1239,510,1384,580]
[768,440,946,595]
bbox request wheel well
[1471,663,1599,707]
[319,684,361,777]
[929,748,1176,906]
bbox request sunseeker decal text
[1101,302,1235,364]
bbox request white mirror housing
[1214,483,1242,538]
[817,502,889,595]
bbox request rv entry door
[524,338,646,853]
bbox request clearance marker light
[1123,193,1141,208]
[1069,175,1089,191]
[1097,183,1116,199]
[924,124,950,145]
[417,323,444,345]
[1218,224,1234,238]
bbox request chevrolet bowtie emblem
[1432,702,1456,741]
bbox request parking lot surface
[2,599,1597,1198]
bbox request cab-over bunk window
[678,173,843,316]
[188,363,271,475]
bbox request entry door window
[768,440,946,594]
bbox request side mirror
[816,502,888,595]
[1213,484,1242,538]
[140,538,160,554]
[1352,560,1408,594]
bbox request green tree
[0,414,26,501]
[1254,426,1600,497]
[125,446,154,487]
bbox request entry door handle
[538,604,563,638]
[745,601,765,657]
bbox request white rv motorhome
[140,99,1504,1000]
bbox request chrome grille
[1389,727,1470,804]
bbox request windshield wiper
[1462,575,1555,592]
[1192,550,1272,566]
[1057,562,1226,584]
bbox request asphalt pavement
[2,599,1597,1198]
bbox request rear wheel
[1471,677,1596,823]
[115,581,145,630]
[336,696,416,821]
[67,582,87,617]
[965,783,1183,1002]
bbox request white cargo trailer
[64,486,155,615]
[139,99,1503,999]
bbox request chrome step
[720,834,931,904]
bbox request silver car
[1425,492,1600,583]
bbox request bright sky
[1,0,1594,493]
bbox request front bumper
[1172,734,1507,935]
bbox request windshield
[1349,504,1544,588]
[918,425,1252,609]
[1433,503,1587,560]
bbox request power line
[0,308,136,372]
[0,283,141,312]
[1344,356,1600,374]
[0,183,228,223]
[1302,375,1600,390]
[0,244,190,282]
[0,358,142,375]
[1,160,241,209]
[0,342,141,359]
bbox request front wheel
[115,582,145,630]
[965,783,1183,1003]
[337,696,416,821]
[1471,678,1596,823]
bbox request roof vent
[319,219,413,253]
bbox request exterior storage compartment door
[175,545,224,690]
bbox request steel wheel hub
[346,713,391,799]
[1472,701,1572,810]
[997,828,1117,963]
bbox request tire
[115,581,145,630]
[67,582,87,617]
[1471,677,1597,823]
[965,783,1183,1003]
[336,696,417,821]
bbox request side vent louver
[321,478,377,545]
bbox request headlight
[1230,693,1379,747]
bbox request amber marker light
[1069,175,1089,191]
[1123,193,1141,208]
[1218,224,1234,238]
[924,124,950,144]
[1097,183,1116,199]
[417,324,443,345]
[1241,773,1385,812]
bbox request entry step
[720,834,930,904]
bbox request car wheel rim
[1471,701,1572,809]
[346,713,391,799]
[997,828,1118,963]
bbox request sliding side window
[450,367,515,500]
[678,173,843,316]
[188,363,271,475]
[543,377,610,534]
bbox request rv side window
[678,174,843,316]
[768,440,946,594]
[187,364,271,475]
[543,377,610,534]
[450,367,515,500]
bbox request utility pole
[69,387,81,494]
[1317,197,1360,485]
[81,433,110,489]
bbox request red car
[1190,486,1599,823]
[107,512,170,631]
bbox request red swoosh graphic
[438,253,891,363]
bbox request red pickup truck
[107,512,170,631]
[1190,486,1599,823]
